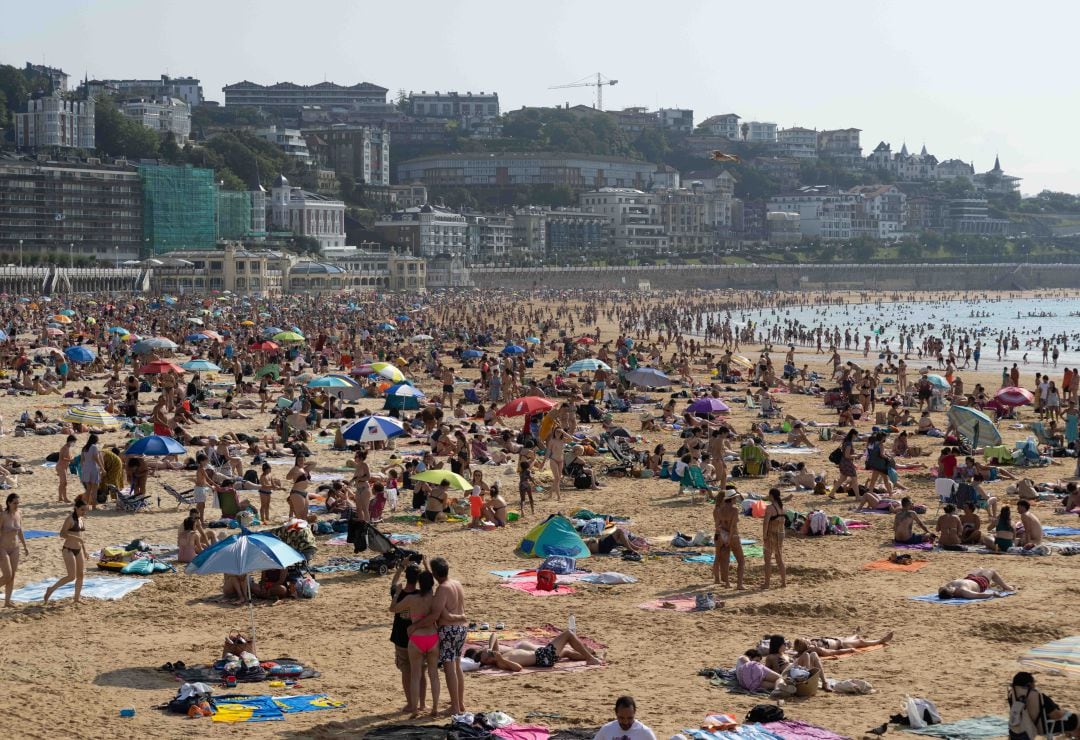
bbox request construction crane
[549,73,618,111]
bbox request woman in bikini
[791,638,833,693]
[44,496,88,606]
[351,450,371,522]
[0,493,29,607]
[285,455,312,521]
[762,487,787,590]
[713,490,745,589]
[257,463,280,524]
[547,426,571,501]
[389,570,440,718]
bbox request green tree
[94,96,160,159]
[897,241,922,261]
[160,132,182,163]
[633,129,671,163]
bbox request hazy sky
[4,0,1074,193]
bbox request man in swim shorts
[893,496,935,545]
[464,628,604,672]
[938,568,1015,599]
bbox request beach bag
[808,511,829,536]
[535,569,557,592]
[167,683,215,715]
[540,555,576,575]
[745,704,784,723]
[121,558,154,575]
[819,428,833,441]
[828,447,844,465]
[1008,689,1039,740]
[903,696,941,729]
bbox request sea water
[729,296,1080,367]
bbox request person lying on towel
[463,629,604,671]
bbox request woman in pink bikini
[390,570,440,717]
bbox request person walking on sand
[79,434,104,511]
[713,490,745,590]
[43,497,88,606]
[56,434,75,503]
[0,493,29,608]
[762,487,787,589]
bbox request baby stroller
[347,520,421,576]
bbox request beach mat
[10,576,149,603]
[909,592,1015,605]
[765,720,849,740]
[1019,635,1080,677]
[639,594,700,613]
[310,557,368,573]
[820,643,886,660]
[683,546,764,563]
[500,580,575,597]
[892,541,934,551]
[904,716,1007,739]
[23,530,58,539]
[177,657,320,683]
[1044,526,1080,537]
[863,557,929,572]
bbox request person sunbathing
[735,649,785,693]
[463,629,603,671]
[584,528,641,556]
[855,490,901,513]
[802,631,893,657]
[938,568,1014,599]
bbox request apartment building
[119,97,192,141]
[398,152,655,191]
[579,188,668,254]
[374,205,467,258]
[14,93,95,150]
[303,126,390,186]
[409,91,500,120]
[256,126,313,164]
[223,80,388,112]
[86,75,204,107]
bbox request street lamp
[18,240,22,268]
[69,242,73,269]
[115,245,119,269]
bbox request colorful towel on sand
[327,532,420,546]
[310,557,368,573]
[22,530,58,539]
[10,576,149,603]
[904,715,1008,739]
[863,557,929,572]
[820,643,886,660]
[893,541,935,551]
[683,546,764,563]
[909,592,1016,604]
[500,580,575,596]
[639,594,700,613]
[844,520,871,529]
[764,720,850,740]
[698,667,768,696]
[1019,635,1080,677]
[684,728,782,740]
[212,694,346,723]
[492,725,550,740]
[1044,526,1080,537]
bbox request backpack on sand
[746,704,785,723]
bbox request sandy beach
[0,294,1078,740]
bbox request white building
[268,174,347,250]
[410,91,500,120]
[775,127,818,159]
[697,114,741,140]
[767,186,838,238]
[256,126,313,164]
[374,205,468,258]
[14,93,95,150]
[658,108,694,134]
[86,75,203,107]
[119,97,191,141]
[849,184,907,239]
[744,121,778,143]
[579,188,669,254]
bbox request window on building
[235,262,245,271]
[210,261,222,271]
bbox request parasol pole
[246,574,257,643]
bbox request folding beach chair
[934,477,957,515]
[115,486,150,512]
[678,465,716,505]
[739,444,768,478]
[162,483,195,509]
[1029,423,1066,457]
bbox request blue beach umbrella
[524,337,541,344]
[307,375,354,389]
[0,330,8,341]
[946,405,1001,448]
[384,382,425,398]
[108,326,129,335]
[566,358,611,374]
[625,367,671,388]
[926,374,951,389]
[502,344,526,355]
[185,333,210,342]
[181,359,221,373]
[342,415,406,443]
[126,435,187,456]
[63,346,96,364]
[461,349,483,359]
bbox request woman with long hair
[832,428,860,496]
[0,493,29,607]
[80,433,105,510]
[44,496,88,606]
[390,570,440,718]
[762,487,787,589]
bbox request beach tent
[516,514,591,559]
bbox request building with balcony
[303,126,390,186]
[818,128,862,165]
[656,188,714,252]
[322,246,426,292]
[775,127,818,159]
[579,188,668,254]
[697,114,741,140]
[544,209,606,255]
[768,186,857,239]
[767,212,801,246]
[744,121,778,143]
[848,184,906,240]
[397,152,655,191]
[268,174,347,250]
[409,90,500,120]
[25,62,69,92]
[658,108,694,134]
[223,80,388,113]
[946,198,1010,234]
[14,93,95,150]
[119,97,192,141]
[0,157,142,262]
[256,126,313,164]
[85,75,204,107]
[149,244,287,296]
[373,204,467,258]
[464,213,515,260]
[512,209,547,257]
[973,156,1022,195]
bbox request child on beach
[518,461,535,517]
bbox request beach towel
[909,592,1015,604]
[820,643,886,660]
[904,716,1008,739]
[274,694,346,713]
[684,728,783,740]
[579,572,637,585]
[764,446,816,455]
[764,720,849,740]
[639,594,699,613]
[22,529,58,539]
[893,541,935,551]
[974,546,1051,556]
[492,725,550,740]
[1044,526,1080,537]
[1019,635,1080,677]
[684,545,764,563]
[863,557,929,572]
[212,695,284,723]
[10,576,149,603]
[310,557,368,573]
[500,580,575,596]
[844,520,871,529]
[697,667,768,697]
[177,657,319,684]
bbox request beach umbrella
[126,435,187,456]
[384,382,425,398]
[59,309,76,317]
[410,334,434,342]
[51,314,72,324]
[61,406,124,428]
[350,363,374,376]
[201,330,224,342]
[1019,635,1080,678]
[625,367,671,388]
[273,331,305,343]
[240,320,255,327]
[729,354,754,370]
[566,358,611,374]
[262,326,283,336]
[45,327,64,336]
[307,375,353,389]
[376,322,397,331]
[946,405,1001,448]
[108,326,129,335]
[461,349,483,360]
[186,529,304,641]
[187,317,204,326]
[181,359,221,373]
[63,345,96,364]
[255,363,281,380]
[926,374,951,389]
[371,362,405,382]
[0,330,7,341]
[497,396,555,417]
[249,340,279,352]
[185,333,210,342]
[502,344,526,355]
[139,359,185,375]
[85,317,96,325]
[995,386,1034,407]
[395,315,410,322]
[342,415,406,443]
[131,337,177,354]
[524,337,541,344]
[575,336,595,345]
[411,470,472,491]
[31,346,64,359]
[687,397,730,414]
